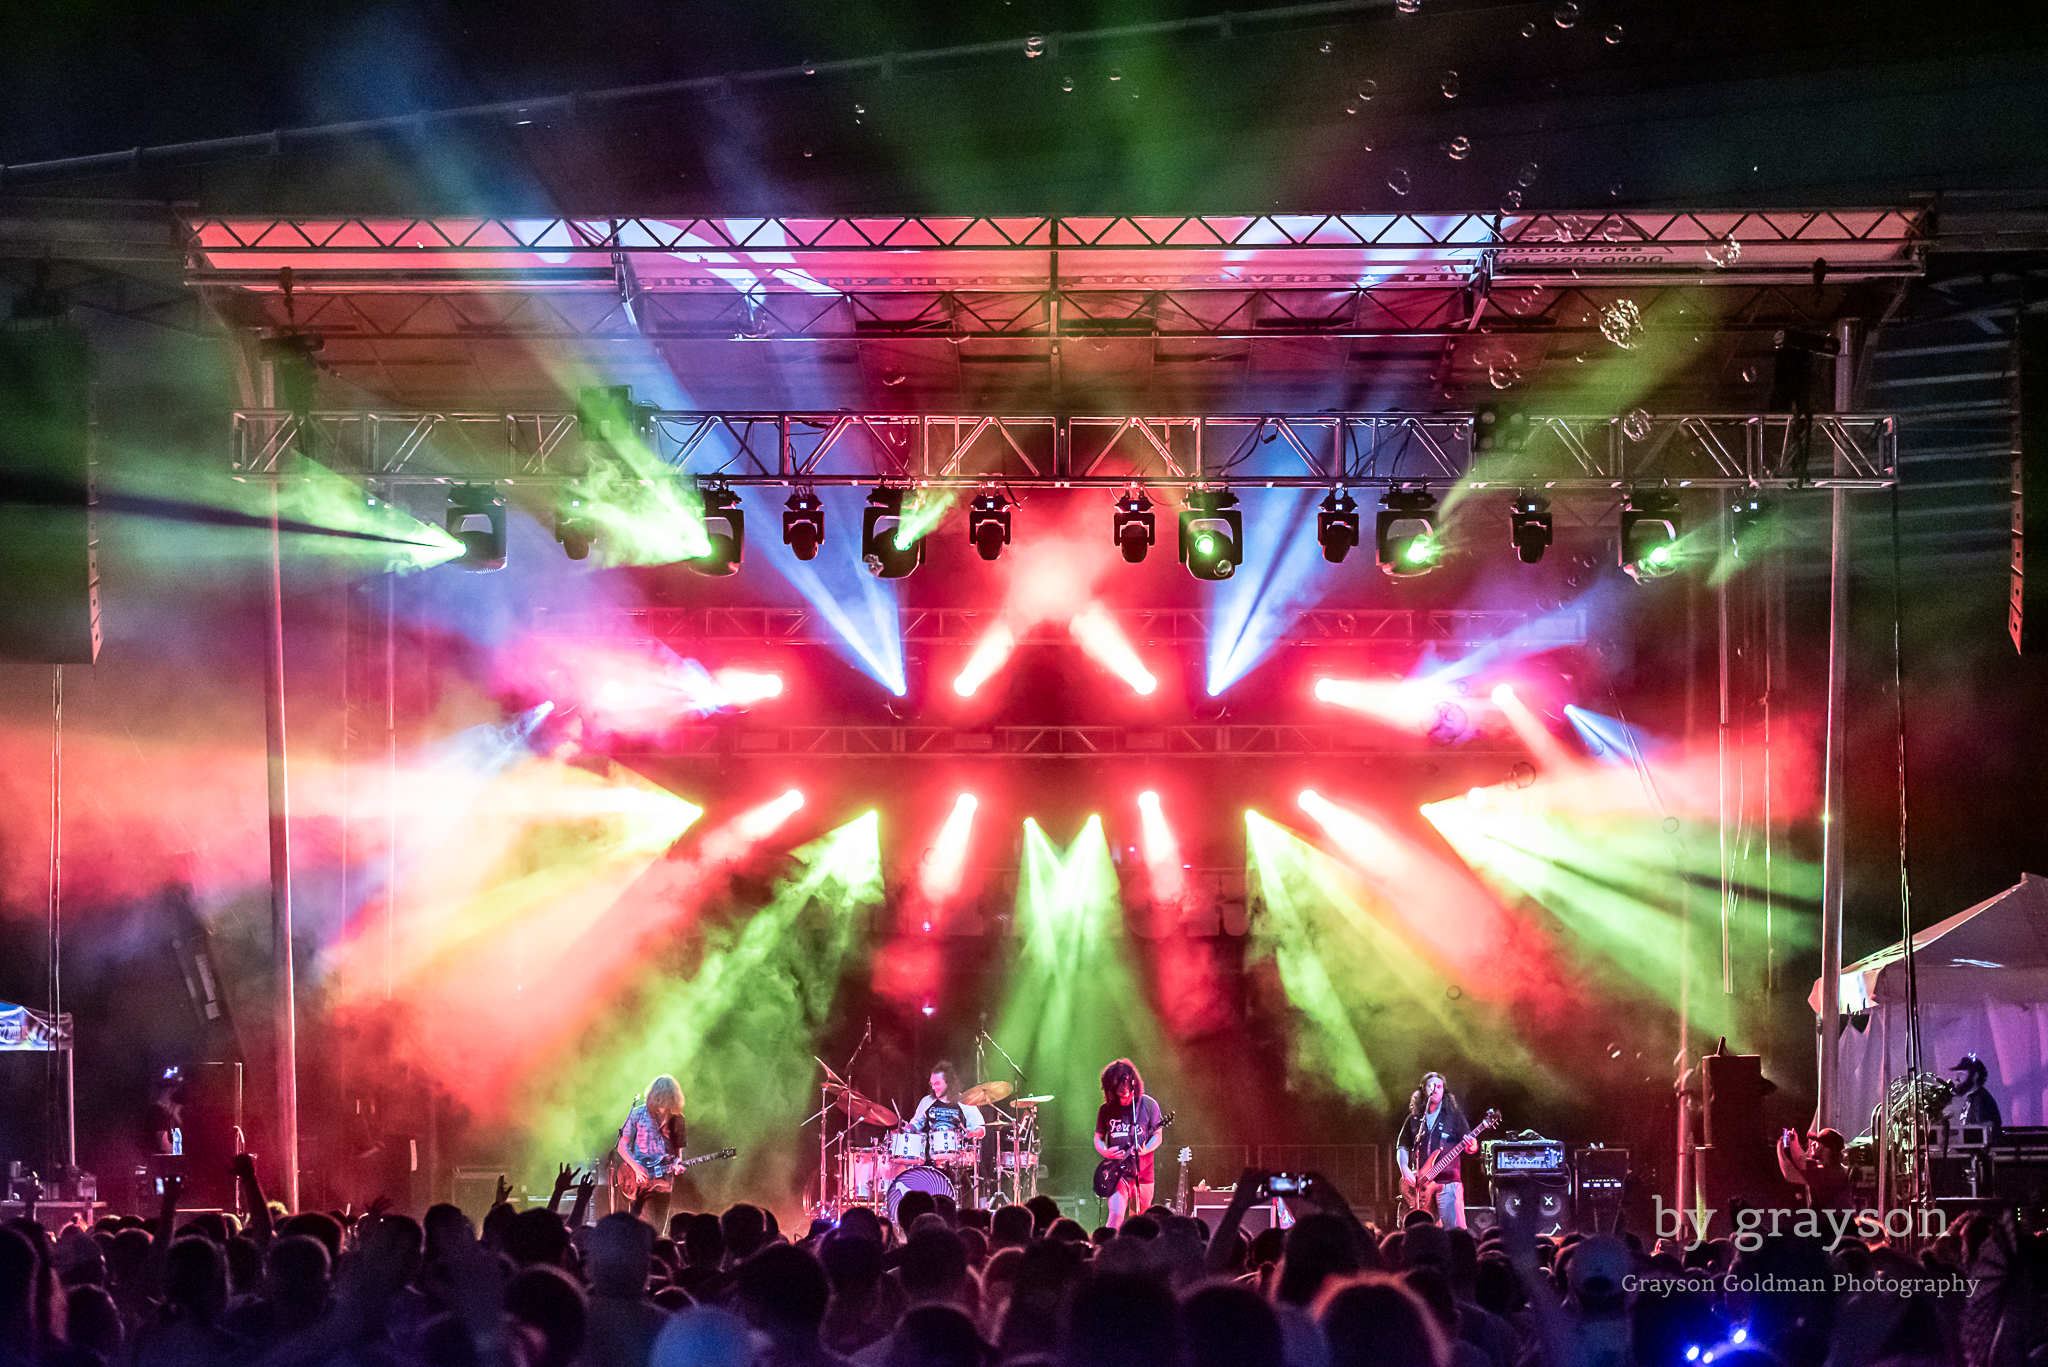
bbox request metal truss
[231,278,1868,344]
[185,209,1922,264]
[187,210,1921,345]
[647,724,1526,760]
[232,409,1898,489]
[537,605,1587,648]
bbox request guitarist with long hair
[1396,1070,1478,1229]
[615,1074,689,1230]
[1093,1058,1163,1229]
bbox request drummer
[905,1060,986,1141]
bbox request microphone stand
[818,1019,873,1218]
[978,1029,1025,1085]
[979,1029,1028,1206]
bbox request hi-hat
[961,1080,1014,1106]
[1012,1094,1054,1107]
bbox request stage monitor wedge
[2013,314,2048,654]
[0,327,99,663]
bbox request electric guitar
[1400,1109,1500,1215]
[1174,1146,1193,1216]
[1092,1109,1175,1198]
[615,1147,737,1202]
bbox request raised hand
[551,1163,576,1196]
[160,1174,185,1209]
[366,1194,394,1220]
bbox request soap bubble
[1388,167,1412,196]
[1441,70,1460,98]
[1554,2,1579,27]
[1520,20,1537,36]
[1740,366,1758,384]
[1622,408,1652,441]
[1500,189,1523,212]
[1062,76,1075,92]
[1357,80,1377,100]
[1319,39,1333,53]
[1109,68,1123,82]
[1024,33,1046,57]
[1517,161,1540,187]
[1447,135,1471,160]
[1598,299,1643,349]
[1603,23,1624,44]
[802,62,817,76]
[1708,236,1742,268]
[1397,0,1422,12]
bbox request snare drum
[846,1146,889,1200]
[886,1131,927,1162]
[999,1149,1039,1172]
[886,1166,954,1228]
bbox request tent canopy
[0,1002,67,1052]
[1810,873,2048,1016]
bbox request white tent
[1810,873,2048,1132]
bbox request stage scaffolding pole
[265,479,301,1212]
[1815,320,1857,1135]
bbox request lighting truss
[529,605,1589,649]
[229,409,1898,490]
[643,724,1531,760]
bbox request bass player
[1094,1058,1163,1229]
[1395,1070,1478,1229]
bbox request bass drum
[885,1166,954,1228]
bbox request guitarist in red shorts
[1396,1071,1479,1229]
[1093,1059,1164,1230]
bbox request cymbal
[980,1116,1011,1128]
[960,1080,1013,1106]
[841,1091,899,1128]
[1012,1094,1054,1107]
[815,1056,847,1088]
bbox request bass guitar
[1401,1109,1500,1215]
[1092,1109,1175,1198]
[615,1147,737,1203]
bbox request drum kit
[815,1058,1051,1219]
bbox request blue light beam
[753,486,907,696]
[1205,490,1331,695]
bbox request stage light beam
[954,621,1017,697]
[1136,790,1187,905]
[920,792,980,902]
[1069,603,1157,696]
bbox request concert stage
[0,3,2040,1241]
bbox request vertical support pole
[1719,499,1735,994]
[1816,319,1857,1133]
[47,665,65,1174]
[266,480,301,1211]
[385,573,397,1002]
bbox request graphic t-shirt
[909,1095,983,1133]
[1096,1095,1164,1184]
[1398,1099,1471,1187]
